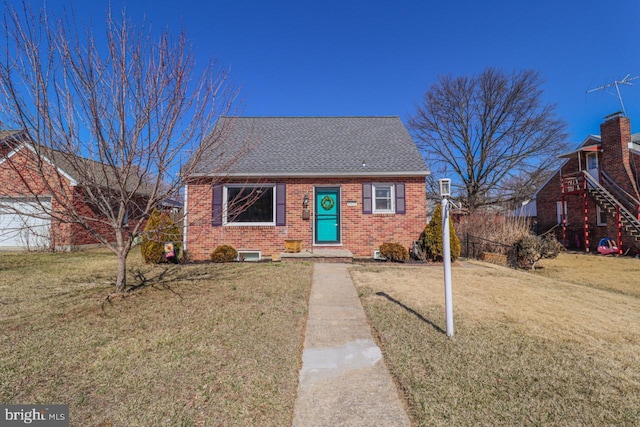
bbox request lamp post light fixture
[438,178,451,197]
[439,178,454,337]
[301,194,311,220]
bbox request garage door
[0,198,51,249]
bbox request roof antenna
[587,74,640,117]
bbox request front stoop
[280,249,353,263]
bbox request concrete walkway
[292,263,411,427]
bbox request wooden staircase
[583,172,640,242]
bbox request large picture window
[373,184,394,213]
[225,185,275,225]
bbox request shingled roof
[188,116,430,177]
[0,132,156,196]
[0,130,23,141]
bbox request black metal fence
[461,233,519,269]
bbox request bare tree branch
[0,1,244,291]
[409,68,568,211]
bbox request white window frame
[236,250,262,262]
[373,183,395,214]
[556,201,568,225]
[223,184,276,226]
[596,205,607,226]
[586,152,598,170]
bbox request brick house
[183,116,429,261]
[0,130,142,250]
[536,112,640,253]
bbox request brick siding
[537,115,640,253]
[1,145,112,249]
[185,176,427,260]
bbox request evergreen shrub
[141,208,182,263]
[420,203,461,261]
[379,242,409,262]
[211,245,238,263]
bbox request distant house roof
[187,116,430,178]
[559,132,640,159]
[0,130,23,141]
[0,132,157,197]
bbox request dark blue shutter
[275,183,286,226]
[362,183,372,214]
[212,185,223,226]
[395,183,406,214]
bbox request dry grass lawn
[533,251,640,297]
[351,260,640,426]
[0,250,312,426]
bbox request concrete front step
[279,249,354,263]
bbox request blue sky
[49,0,640,146]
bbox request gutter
[185,171,431,179]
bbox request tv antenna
[587,74,640,117]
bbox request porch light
[438,178,451,197]
[303,194,309,208]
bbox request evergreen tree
[420,204,461,261]
[141,209,182,263]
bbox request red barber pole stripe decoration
[583,191,590,252]
[617,206,623,255]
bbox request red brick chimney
[600,112,639,198]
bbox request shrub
[516,233,563,270]
[456,210,532,255]
[141,209,182,263]
[211,245,238,263]
[379,243,409,262]
[420,203,461,261]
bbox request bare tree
[409,68,568,211]
[0,1,244,291]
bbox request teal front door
[315,188,340,244]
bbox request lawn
[351,258,640,426]
[532,251,640,297]
[0,250,313,426]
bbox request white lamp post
[438,178,454,337]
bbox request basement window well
[236,250,262,262]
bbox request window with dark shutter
[362,183,372,214]
[276,183,286,226]
[212,185,223,226]
[395,183,406,214]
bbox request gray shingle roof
[0,130,22,141]
[188,116,429,177]
[1,131,155,196]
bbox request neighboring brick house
[536,112,640,253]
[183,116,429,261]
[0,130,140,250]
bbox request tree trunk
[115,251,127,292]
